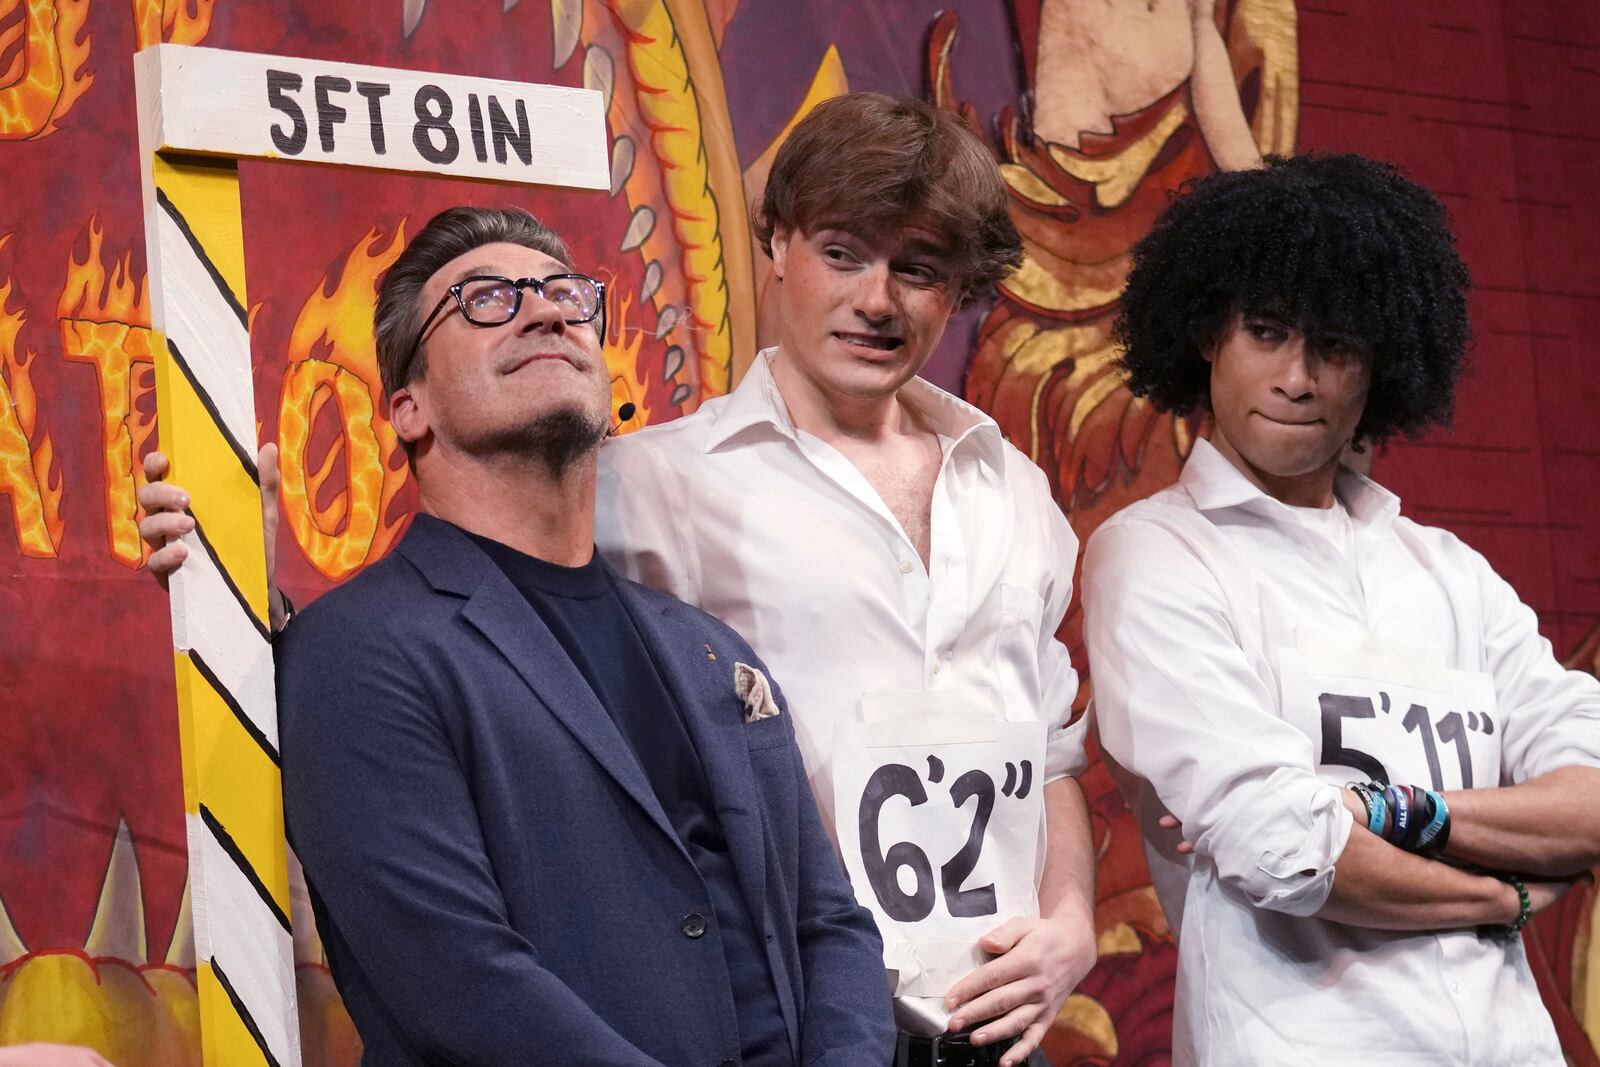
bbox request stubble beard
[478,405,608,478]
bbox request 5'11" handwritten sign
[135,45,608,189]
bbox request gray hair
[373,206,573,401]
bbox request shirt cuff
[1043,712,1091,782]
[1199,771,1354,917]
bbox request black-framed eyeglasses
[400,273,606,384]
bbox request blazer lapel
[399,516,688,859]
[614,579,770,926]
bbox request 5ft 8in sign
[136,45,607,191]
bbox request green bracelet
[1504,874,1532,935]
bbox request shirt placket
[923,443,972,687]
[1435,934,1483,1063]
[787,430,934,641]
[1272,504,1371,627]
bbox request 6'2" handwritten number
[857,759,1032,923]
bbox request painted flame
[604,289,651,434]
[278,224,409,580]
[133,0,217,50]
[0,288,35,439]
[58,217,150,323]
[0,0,93,140]
[57,217,154,567]
[0,232,63,557]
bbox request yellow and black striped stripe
[148,150,300,1067]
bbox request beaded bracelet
[1503,874,1532,936]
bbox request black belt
[893,1029,1020,1067]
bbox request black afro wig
[1115,153,1472,444]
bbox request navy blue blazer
[278,514,892,1065]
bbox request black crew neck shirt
[464,530,788,1066]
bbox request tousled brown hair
[754,92,1022,307]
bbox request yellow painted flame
[0,0,93,140]
[0,244,62,557]
[133,0,217,49]
[603,288,650,434]
[277,224,409,580]
[57,217,149,323]
[57,217,154,567]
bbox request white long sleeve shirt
[595,350,1087,833]
[1083,437,1600,1067]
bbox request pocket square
[733,662,781,723]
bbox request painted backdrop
[1,1,1596,1063]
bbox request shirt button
[681,913,707,939]
[717,1060,738,1067]
[899,559,913,574]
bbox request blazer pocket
[743,714,791,751]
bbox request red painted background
[1,1,1595,1061]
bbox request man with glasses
[141,206,893,1065]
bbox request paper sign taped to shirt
[833,689,1046,998]
[1279,631,1500,790]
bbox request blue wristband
[1387,784,1411,846]
[1415,789,1450,853]
[1367,788,1388,836]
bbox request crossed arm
[1155,775,1600,932]
[1272,765,1599,931]
[1316,788,1573,930]
[1322,550,1600,925]
[1086,520,1600,935]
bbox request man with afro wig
[1083,153,1600,1066]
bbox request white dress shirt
[597,350,1087,827]
[1083,437,1600,1067]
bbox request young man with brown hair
[597,92,1097,1067]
